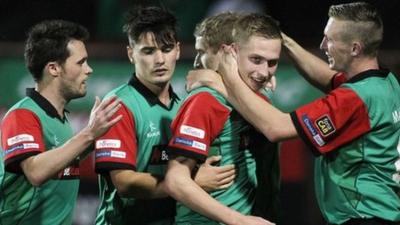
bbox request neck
[136,76,171,105]
[345,56,379,80]
[36,82,67,117]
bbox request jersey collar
[346,68,390,84]
[128,74,180,109]
[26,88,69,123]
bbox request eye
[162,45,174,53]
[77,58,87,65]
[141,48,155,55]
[268,60,278,67]
[250,56,263,65]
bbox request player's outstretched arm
[282,32,336,93]
[110,169,168,199]
[21,96,122,186]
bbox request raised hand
[194,155,236,192]
[217,44,240,82]
[87,96,122,138]
[185,69,225,94]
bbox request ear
[351,41,362,57]
[126,45,135,64]
[175,42,181,60]
[231,43,239,54]
[44,61,61,77]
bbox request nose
[85,63,93,75]
[320,36,327,51]
[193,54,203,69]
[154,50,165,65]
[258,63,270,79]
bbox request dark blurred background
[0,0,399,225]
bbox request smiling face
[59,39,92,100]
[128,32,180,89]
[194,35,281,92]
[320,18,352,72]
[236,36,281,91]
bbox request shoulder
[4,98,39,118]
[104,84,132,99]
[188,87,228,106]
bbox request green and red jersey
[167,87,280,224]
[291,70,400,224]
[94,75,181,225]
[0,89,79,225]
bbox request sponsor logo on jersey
[7,134,34,146]
[180,125,205,139]
[58,163,80,179]
[96,139,121,149]
[150,145,169,165]
[5,143,40,155]
[174,137,206,151]
[95,150,126,159]
[53,135,60,146]
[111,150,126,158]
[146,121,160,138]
[302,114,325,146]
[23,143,39,149]
[393,109,400,123]
[316,115,335,136]
[5,144,24,155]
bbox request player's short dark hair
[123,6,178,47]
[24,20,89,81]
[328,2,383,56]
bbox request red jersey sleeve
[290,87,371,155]
[94,103,137,173]
[168,92,231,162]
[1,109,45,173]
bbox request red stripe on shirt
[1,109,45,172]
[168,92,230,160]
[293,87,370,154]
[94,103,137,171]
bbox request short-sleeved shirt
[0,88,79,225]
[290,70,400,224]
[94,75,181,225]
[167,87,280,224]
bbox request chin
[72,91,87,100]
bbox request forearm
[282,33,335,92]
[165,158,243,225]
[21,127,94,186]
[223,76,297,142]
[110,170,168,199]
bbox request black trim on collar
[26,88,68,123]
[346,69,389,84]
[128,74,180,110]
[393,71,400,86]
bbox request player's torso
[176,87,275,224]
[0,97,78,225]
[316,72,400,223]
[96,83,180,225]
